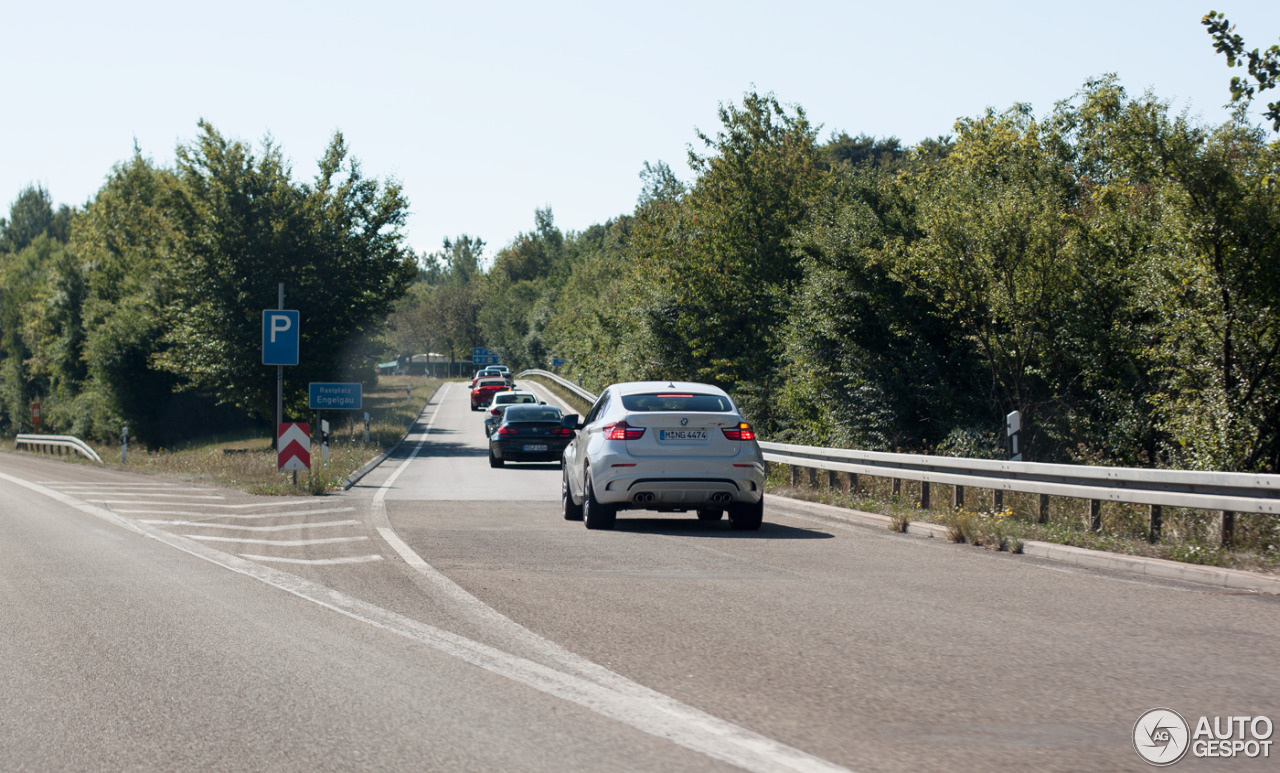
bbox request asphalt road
[2,380,1278,772]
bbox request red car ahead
[471,378,509,411]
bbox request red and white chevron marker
[277,422,311,471]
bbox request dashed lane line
[238,553,385,566]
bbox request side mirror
[561,414,582,431]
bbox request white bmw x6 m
[560,381,766,530]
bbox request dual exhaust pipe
[632,491,733,505]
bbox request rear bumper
[592,460,766,509]
[492,441,570,462]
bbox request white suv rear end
[561,382,766,530]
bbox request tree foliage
[1204,10,1280,131]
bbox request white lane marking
[42,483,205,489]
[116,507,355,519]
[239,554,385,565]
[141,519,361,532]
[188,535,370,547]
[92,500,318,510]
[368,383,851,772]
[83,493,226,500]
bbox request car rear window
[495,393,537,405]
[505,406,563,422]
[620,393,734,412]
[479,380,506,388]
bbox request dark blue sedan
[488,405,571,468]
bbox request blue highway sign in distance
[262,310,300,365]
[473,354,500,365]
[308,382,362,410]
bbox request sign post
[263,283,299,454]
[1006,410,1022,462]
[30,402,41,434]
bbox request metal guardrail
[513,372,1280,520]
[760,441,1280,516]
[517,369,598,406]
[15,434,104,465]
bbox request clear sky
[3,1,1279,262]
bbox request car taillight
[496,425,517,436]
[554,428,572,437]
[491,408,501,416]
[722,422,756,441]
[604,421,645,440]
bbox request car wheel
[728,497,763,531]
[562,468,583,521]
[582,471,615,530]
[696,508,724,522]
[488,448,504,468]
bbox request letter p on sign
[262,310,300,365]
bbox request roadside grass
[765,464,1280,575]
[59,377,444,495]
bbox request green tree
[628,90,825,428]
[156,122,417,422]
[1203,11,1280,131]
[0,184,71,254]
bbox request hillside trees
[389,235,485,368]
[626,91,826,428]
[474,208,567,369]
[0,186,76,433]
[155,123,417,422]
[1133,116,1280,471]
[0,125,416,445]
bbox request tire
[696,508,724,521]
[728,497,764,531]
[562,468,583,521]
[582,471,616,530]
[488,448,504,468]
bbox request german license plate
[523,444,548,452]
[658,429,707,442]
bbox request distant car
[484,390,544,436]
[470,378,509,410]
[489,404,569,467]
[471,367,502,387]
[560,381,766,530]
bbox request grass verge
[766,464,1279,575]
[32,377,444,495]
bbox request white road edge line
[368,383,851,773]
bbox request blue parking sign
[263,310,300,365]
